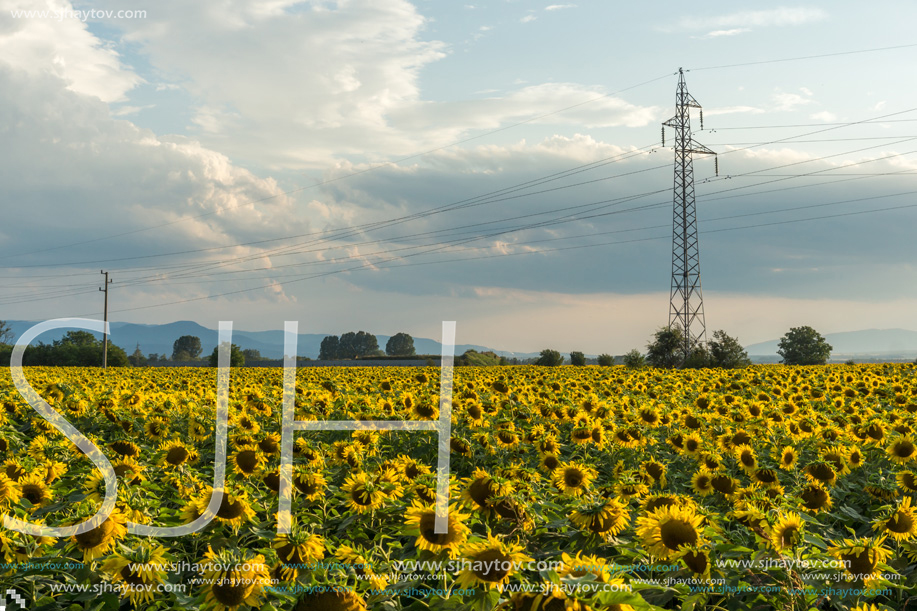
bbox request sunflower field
[1,363,917,611]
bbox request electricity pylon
[662,68,716,358]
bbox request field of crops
[1,363,916,611]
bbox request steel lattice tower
[662,68,715,358]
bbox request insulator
[700,110,704,130]
[661,126,665,147]
[715,156,719,177]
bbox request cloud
[0,0,142,101]
[520,14,537,23]
[772,91,814,112]
[810,111,838,122]
[671,6,826,31]
[545,4,576,11]
[703,28,751,38]
[704,105,764,117]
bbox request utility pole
[100,270,112,368]
[662,68,716,358]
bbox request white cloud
[673,6,826,31]
[772,91,815,112]
[810,111,838,122]
[704,28,750,37]
[704,105,764,116]
[545,4,576,11]
[520,14,537,23]
[0,0,142,101]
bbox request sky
[2,0,917,354]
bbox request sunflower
[69,509,128,561]
[273,530,325,580]
[404,502,470,557]
[552,462,597,497]
[770,512,804,551]
[257,433,281,456]
[100,542,170,605]
[898,470,917,493]
[455,535,532,591]
[690,470,715,496]
[159,439,198,469]
[642,460,667,488]
[847,446,864,469]
[569,497,630,540]
[395,455,431,482]
[462,468,513,515]
[710,474,739,496]
[888,435,917,464]
[335,545,387,590]
[0,473,21,510]
[636,505,706,560]
[230,445,265,478]
[112,457,145,486]
[294,471,327,501]
[110,440,141,458]
[18,473,52,510]
[679,546,712,578]
[189,418,211,443]
[873,497,917,541]
[828,537,891,585]
[208,488,256,530]
[734,444,758,474]
[342,472,387,514]
[143,418,169,441]
[804,462,837,487]
[538,453,561,472]
[200,547,271,611]
[798,482,833,513]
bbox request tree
[645,327,687,369]
[208,343,245,367]
[386,332,416,356]
[128,343,148,367]
[172,335,203,361]
[622,349,646,369]
[242,348,265,362]
[597,353,615,367]
[535,349,564,367]
[319,335,340,360]
[777,326,832,365]
[338,331,379,358]
[682,345,712,369]
[708,330,751,369]
[569,351,586,366]
[0,320,13,345]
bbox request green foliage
[208,343,246,367]
[242,348,267,362]
[339,331,379,358]
[128,343,148,367]
[777,326,833,365]
[708,329,751,369]
[456,349,503,366]
[622,349,646,369]
[682,345,712,369]
[319,335,340,360]
[645,327,686,369]
[386,332,416,356]
[597,353,615,367]
[0,330,129,367]
[535,349,564,367]
[569,351,586,366]
[0,320,13,345]
[172,335,202,360]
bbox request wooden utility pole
[100,270,112,368]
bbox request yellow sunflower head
[551,462,597,497]
[770,512,804,551]
[404,502,470,557]
[455,535,533,591]
[636,505,705,560]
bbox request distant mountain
[745,328,917,360]
[2,320,538,360]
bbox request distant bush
[597,353,615,367]
[623,349,646,369]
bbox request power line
[687,42,917,72]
